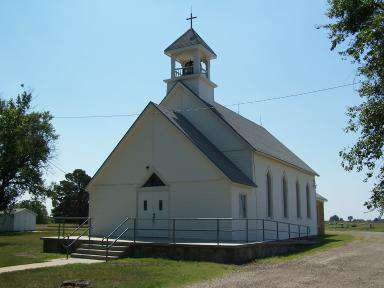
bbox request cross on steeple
[186,12,197,29]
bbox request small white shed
[0,208,37,232]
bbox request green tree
[0,87,58,211]
[323,0,384,215]
[330,215,340,222]
[16,199,49,224]
[50,169,91,218]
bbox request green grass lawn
[325,221,384,232]
[0,258,235,288]
[0,230,62,268]
[254,233,355,264]
[0,223,78,267]
[0,232,354,288]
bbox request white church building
[87,25,319,243]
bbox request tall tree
[0,88,58,211]
[323,0,384,215]
[50,169,91,218]
[16,199,49,224]
[330,215,340,222]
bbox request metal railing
[174,66,193,77]
[174,65,207,78]
[55,217,92,259]
[102,217,310,262]
[100,216,130,248]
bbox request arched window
[306,184,311,218]
[296,181,301,218]
[266,171,273,217]
[282,176,288,218]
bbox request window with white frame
[306,184,311,218]
[296,181,301,218]
[282,176,288,218]
[239,194,247,218]
[267,171,273,217]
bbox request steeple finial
[186,9,197,29]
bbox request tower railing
[174,65,207,78]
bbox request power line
[225,82,359,107]
[53,81,359,119]
[48,160,67,175]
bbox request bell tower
[164,14,217,104]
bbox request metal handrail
[57,216,310,261]
[64,228,89,259]
[54,217,89,220]
[105,224,131,262]
[121,217,310,244]
[101,216,130,246]
[57,217,91,259]
[173,64,207,77]
[66,217,90,238]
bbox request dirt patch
[187,231,384,288]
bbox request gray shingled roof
[164,28,216,56]
[153,103,256,187]
[212,103,318,176]
[166,81,318,176]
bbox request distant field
[326,221,384,232]
[36,223,82,233]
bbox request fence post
[133,218,136,244]
[172,219,176,244]
[106,236,109,262]
[216,219,220,245]
[288,223,291,239]
[66,235,69,259]
[57,222,61,251]
[63,221,66,238]
[298,225,301,238]
[262,219,265,241]
[246,219,249,243]
[307,226,310,239]
[88,218,91,248]
[276,221,279,240]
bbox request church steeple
[164,17,217,103]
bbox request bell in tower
[163,14,217,103]
[182,60,194,75]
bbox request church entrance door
[137,190,169,240]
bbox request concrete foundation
[42,236,315,264]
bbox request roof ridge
[162,81,317,176]
[164,28,216,56]
[164,28,192,52]
[154,104,256,187]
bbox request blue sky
[0,1,377,220]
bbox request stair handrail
[100,216,130,246]
[58,217,91,259]
[66,217,90,238]
[64,227,89,259]
[105,223,131,262]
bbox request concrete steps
[71,253,119,261]
[71,242,131,261]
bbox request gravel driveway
[187,231,384,288]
